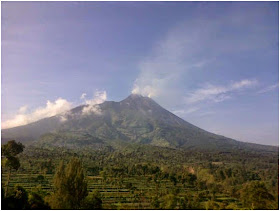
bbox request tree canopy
[46,157,88,209]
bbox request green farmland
[2,144,278,209]
[2,172,241,209]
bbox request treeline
[1,140,279,209]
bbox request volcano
[1,94,277,152]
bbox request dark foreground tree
[28,192,50,209]
[46,157,88,209]
[2,185,29,209]
[2,140,24,196]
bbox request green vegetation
[1,141,278,210]
[45,158,88,209]
[2,140,25,197]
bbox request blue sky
[2,2,279,145]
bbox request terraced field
[3,145,277,209]
[2,171,239,209]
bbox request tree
[28,192,50,209]
[46,157,88,209]
[160,194,178,209]
[81,190,102,209]
[179,193,202,209]
[151,196,160,209]
[169,174,178,186]
[2,185,29,209]
[240,181,275,209]
[2,140,24,196]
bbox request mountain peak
[122,93,148,102]
[127,93,145,99]
[2,91,278,152]
[122,93,154,103]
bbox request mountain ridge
[1,94,278,152]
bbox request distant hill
[2,94,278,152]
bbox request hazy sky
[2,2,279,145]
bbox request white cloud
[131,27,189,100]
[2,90,108,129]
[84,90,107,105]
[18,105,28,114]
[2,98,72,129]
[82,105,102,115]
[230,79,258,90]
[80,93,87,100]
[257,83,278,94]
[185,79,258,104]
[131,8,271,109]
[58,115,68,122]
[82,90,107,115]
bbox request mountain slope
[1,94,278,152]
